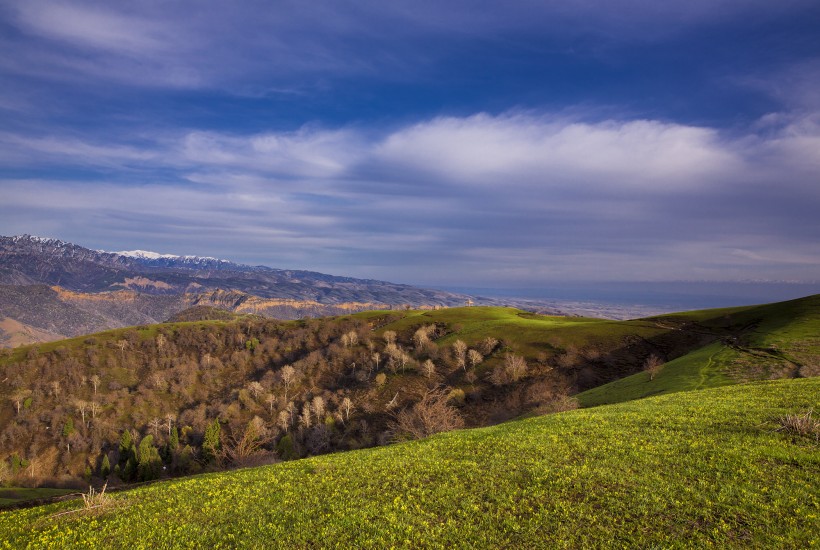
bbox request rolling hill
[1,378,817,547]
[0,295,816,487]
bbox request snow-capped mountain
[0,234,475,345]
[113,249,247,271]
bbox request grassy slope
[0,487,75,508]
[578,295,820,407]
[369,306,643,354]
[576,342,735,407]
[1,378,817,548]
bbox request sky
[1,0,819,291]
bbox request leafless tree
[490,353,528,385]
[280,365,296,401]
[311,396,326,424]
[220,416,272,467]
[413,325,436,352]
[383,330,397,345]
[75,399,89,427]
[90,374,100,395]
[478,337,499,356]
[341,396,353,422]
[277,410,290,432]
[299,402,312,429]
[165,413,176,437]
[452,340,468,371]
[148,418,162,438]
[465,370,477,386]
[421,359,436,379]
[341,330,358,348]
[468,349,483,368]
[11,389,31,415]
[116,339,128,359]
[644,354,665,381]
[385,343,409,372]
[247,381,264,400]
[389,388,464,441]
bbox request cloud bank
[2,110,818,285]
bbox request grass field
[578,295,820,407]
[576,342,737,407]
[0,487,76,509]
[367,306,652,355]
[1,378,817,548]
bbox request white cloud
[374,114,741,191]
[14,1,171,55]
[178,128,365,179]
[1,110,819,284]
[0,132,158,165]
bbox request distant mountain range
[0,235,483,346]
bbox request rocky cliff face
[0,235,472,346]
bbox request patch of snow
[116,250,181,260]
[115,250,232,264]
[11,235,67,247]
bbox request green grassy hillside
[578,294,820,407]
[1,378,817,548]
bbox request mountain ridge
[0,235,487,346]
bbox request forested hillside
[1,297,817,488]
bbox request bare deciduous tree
[311,396,326,424]
[421,359,436,379]
[299,402,312,429]
[383,330,397,345]
[468,349,483,368]
[75,399,88,427]
[341,396,353,422]
[12,389,31,415]
[452,340,468,371]
[412,325,436,352]
[277,410,290,432]
[644,354,665,381]
[280,365,296,401]
[385,343,409,372]
[165,413,176,437]
[221,416,272,467]
[148,418,162,438]
[341,331,359,348]
[116,339,128,358]
[478,337,499,356]
[247,381,264,400]
[490,353,528,385]
[389,388,464,441]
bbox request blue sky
[1,1,819,288]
